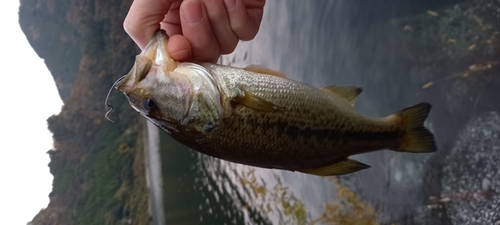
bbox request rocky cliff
[19,0,150,224]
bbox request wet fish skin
[116,30,436,176]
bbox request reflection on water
[155,0,500,224]
[144,122,164,225]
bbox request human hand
[124,0,265,63]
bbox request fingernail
[182,1,203,26]
[224,0,236,11]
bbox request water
[150,0,500,224]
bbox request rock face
[19,0,153,224]
[442,111,500,225]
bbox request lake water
[150,0,500,224]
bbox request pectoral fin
[232,90,284,112]
[320,85,362,106]
[299,158,370,176]
[244,64,287,78]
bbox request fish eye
[143,98,157,112]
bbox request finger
[200,0,239,54]
[160,1,182,37]
[167,34,193,62]
[124,0,172,49]
[224,0,265,40]
[180,0,220,63]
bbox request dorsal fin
[244,64,287,78]
[320,85,363,106]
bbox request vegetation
[311,178,376,225]
[19,0,150,224]
[236,169,377,225]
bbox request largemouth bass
[111,30,436,176]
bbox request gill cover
[175,63,224,133]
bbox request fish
[109,30,437,176]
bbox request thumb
[124,0,172,49]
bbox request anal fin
[232,89,284,112]
[244,64,287,78]
[299,158,370,176]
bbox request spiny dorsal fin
[244,64,287,78]
[232,89,284,112]
[320,85,363,106]
[299,158,370,176]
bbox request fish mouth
[117,30,177,93]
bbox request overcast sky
[0,1,63,224]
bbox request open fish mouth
[118,30,176,95]
[105,30,174,121]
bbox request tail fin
[392,103,437,153]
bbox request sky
[0,1,63,224]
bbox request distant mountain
[19,0,151,224]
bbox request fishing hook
[104,75,127,122]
